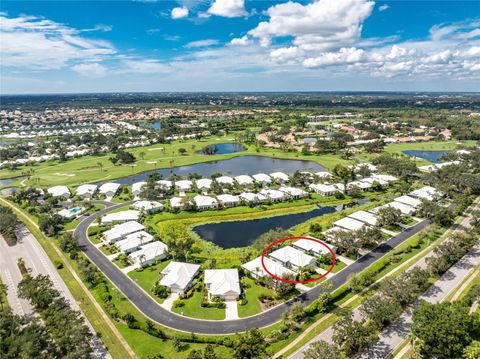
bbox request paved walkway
[225,299,239,320]
[161,293,179,310]
[0,226,111,359]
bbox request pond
[0,177,24,186]
[151,121,161,130]
[0,187,19,196]
[193,205,340,249]
[198,143,246,155]
[109,155,327,185]
[0,141,14,147]
[402,150,450,163]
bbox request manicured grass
[171,290,225,320]
[128,260,171,304]
[112,256,130,269]
[238,277,276,318]
[0,134,351,187]
[63,219,80,231]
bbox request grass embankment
[172,290,226,320]
[0,134,350,187]
[238,277,276,318]
[127,260,172,305]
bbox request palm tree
[139,151,145,160]
[0,283,8,309]
[97,162,103,172]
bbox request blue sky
[1,0,479,93]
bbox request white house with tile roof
[47,185,71,199]
[115,230,154,253]
[76,184,97,199]
[270,171,289,183]
[217,194,240,207]
[193,195,218,210]
[242,256,295,279]
[99,182,121,199]
[160,261,201,293]
[347,210,378,226]
[133,200,164,213]
[103,221,145,243]
[204,269,241,300]
[252,173,272,185]
[101,210,140,224]
[130,241,169,266]
[269,246,316,271]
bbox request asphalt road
[74,201,432,334]
[0,225,110,359]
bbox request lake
[193,205,339,249]
[0,141,14,147]
[151,121,161,130]
[198,143,246,155]
[109,156,327,185]
[402,150,450,163]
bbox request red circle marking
[260,236,336,284]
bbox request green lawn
[128,260,171,304]
[238,277,276,318]
[172,290,225,320]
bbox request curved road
[74,202,431,334]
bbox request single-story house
[394,195,422,209]
[361,177,388,186]
[410,186,442,202]
[333,183,346,192]
[175,180,192,196]
[217,194,240,207]
[132,200,164,213]
[101,210,140,224]
[115,230,154,253]
[239,192,267,203]
[235,175,254,187]
[75,184,97,199]
[196,178,212,192]
[252,173,272,186]
[372,174,398,183]
[371,202,416,216]
[309,183,337,196]
[333,217,367,232]
[204,269,241,301]
[58,207,84,219]
[242,256,295,279]
[104,221,145,243]
[292,237,336,256]
[215,176,235,186]
[315,171,333,180]
[347,210,378,226]
[160,261,201,293]
[348,181,372,191]
[269,246,316,270]
[270,172,289,183]
[47,185,71,199]
[170,197,185,211]
[193,195,218,210]
[132,182,147,197]
[99,183,121,199]
[157,180,173,191]
[278,186,308,199]
[259,188,286,202]
[130,240,169,266]
[418,164,437,173]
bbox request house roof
[130,241,168,263]
[216,176,234,185]
[132,182,147,193]
[217,194,240,204]
[372,174,398,183]
[115,231,154,252]
[293,237,333,255]
[315,171,333,178]
[279,186,307,197]
[410,186,441,201]
[175,180,192,190]
[196,178,212,189]
[259,188,285,200]
[157,180,173,189]
[104,221,145,242]
[270,172,289,181]
[309,183,337,193]
[347,210,378,226]
[269,246,316,267]
[235,175,254,185]
[253,173,272,183]
[204,269,241,296]
[194,195,218,207]
[99,182,121,194]
[242,256,294,278]
[371,201,416,216]
[170,197,184,208]
[361,177,388,185]
[47,185,70,197]
[101,210,140,224]
[160,261,200,291]
[133,200,164,212]
[333,217,367,231]
[76,184,97,196]
[394,195,422,208]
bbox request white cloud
[72,62,108,77]
[230,35,251,46]
[0,14,115,70]
[248,0,374,50]
[185,39,219,48]
[207,0,247,18]
[171,6,189,19]
[117,60,169,74]
[378,4,389,12]
[303,47,365,68]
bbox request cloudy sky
[1,0,479,94]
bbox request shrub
[173,299,185,308]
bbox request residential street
[75,201,432,334]
[0,225,110,359]
[288,202,479,359]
